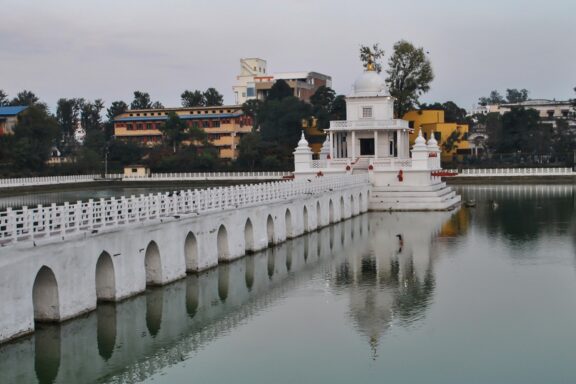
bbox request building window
[127,124,133,130]
[547,110,554,118]
[247,87,255,97]
[137,124,143,130]
[408,121,415,129]
[202,121,210,128]
[362,107,373,118]
[146,123,152,130]
[212,120,221,128]
[192,122,199,129]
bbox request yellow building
[403,110,470,161]
[114,105,253,160]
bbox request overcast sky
[1,0,575,113]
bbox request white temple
[293,66,461,211]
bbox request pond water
[0,184,575,384]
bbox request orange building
[114,105,253,160]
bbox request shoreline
[0,176,574,197]
[445,175,576,184]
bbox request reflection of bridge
[0,217,370,384]
[0,175,369,345]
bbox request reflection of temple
[333,212,453,359]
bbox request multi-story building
[403,110,470,161]
[468,99,575,124]
[0,106,27,135]
[114,105,253,160]
[233,58,332,104]
[485,99,573,119]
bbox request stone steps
[371,182,447,192]
[369,183,461,211]
[369,195,461,211]
[370,187,454,199]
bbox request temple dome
[353,70,389,97]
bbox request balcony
[329,119,410,131]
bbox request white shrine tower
[293,65,461,211]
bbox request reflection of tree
[459,186,575,247]
[393,264,435,323]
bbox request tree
[420,101,467,123]
[11,106,60,170]
[331,95,347,121]
[0,90,8,106]
[105,100,128,140]
[204,88,224,106]
[236,132,264,170]
[80,99,105,133]
[385,40,434,118]
[479,90,506,106]
[506,88,529,103]
[267,80,293,101]
[258,96,312,148]
[241,99,262,120]
[485,112,503,152]
[498,108,543,154]
[107,101,128,121]
[56,98,82,143]
[181,90,206,107]
[107,140,143,165]
[10,90,39,106]
[310,86,336,129]
[159,112,187,153]
[151,101,164,109]
[130,91,152,109]
[359,43,385,73]
[9,90,48,112]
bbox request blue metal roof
[115,112,243,122]
[0,106,28,116]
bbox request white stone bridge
[0,175,370,344]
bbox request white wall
[0,183,370,344]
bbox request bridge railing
[0,174,368,246]
[458,167,575,177]
[124,171,291,180]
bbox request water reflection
[35,324,61,384]
[186,276,199,318]
[0,215,375,383]
[96,303,117,361]
[146,288,163,337]
[331,212,449,359]
[455,184,576,248]
[12,188,572,382]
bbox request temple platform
[369,181,461,211]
